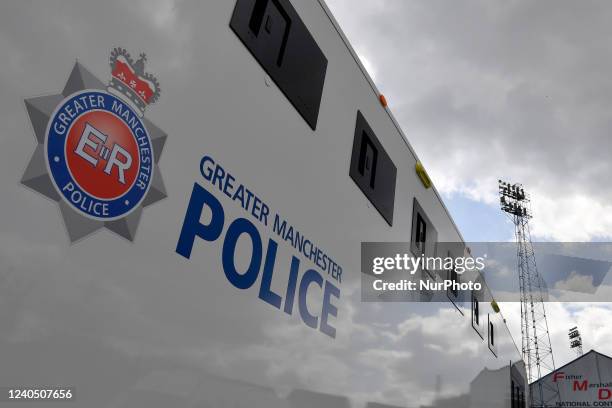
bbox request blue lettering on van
[176,181,341,339]
[198,154,342,283]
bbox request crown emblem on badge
[108,47,161,116]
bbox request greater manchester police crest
[21,48,167,242]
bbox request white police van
[0,0,526,407]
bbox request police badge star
[21,48,167,242]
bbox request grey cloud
[326,0,612,240]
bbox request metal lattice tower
[498,180,560,408]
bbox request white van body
[0,1,525,407]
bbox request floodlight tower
[568,327,583,357]
[498,180,560,408]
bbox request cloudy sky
[326,0,612,243]
[326,0,612,367]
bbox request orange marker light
[379,94,387,108]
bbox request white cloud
[326,0,612,242]
[502,302,612,373]
[553,270,597,293]
[356,50,378,82]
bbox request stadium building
[533,351,612,408]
